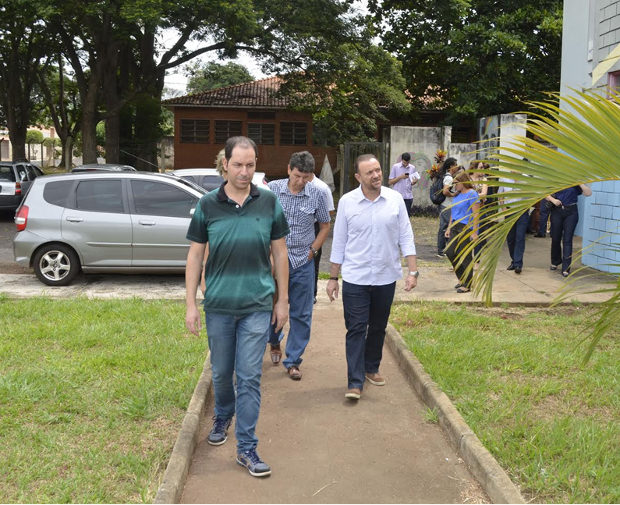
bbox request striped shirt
[186,182,290,315]
[268,178,331,269]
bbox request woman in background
[546,184,592,277]
[445,171,480,293]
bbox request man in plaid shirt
[267,151,331,380]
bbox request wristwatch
[408,271,419,278]
[310,247,318,256]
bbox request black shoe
[515,267,522,274]
[437,252,446,258]
[534,233,546,238]
[507,263,516,271]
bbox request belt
[558,203,577,209]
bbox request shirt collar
[276,179,309,197]
[217,181,260,202]
[353,185,386,203]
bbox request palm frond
[453,90,620,362]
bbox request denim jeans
[437,205,451,254]
[550,205,579,273]
[507,211,530,268]
[268,258,315,369]
[342,281,396,390]
[205,311,271,453]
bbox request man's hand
[444,228,451,238]
[326,279,339,301]
[185,305,202,336]
[401,173,409,181]
[404,274,418,292]
[272,299,289,332]
[553,197,562,207]
[471,231,479,241]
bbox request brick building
[163,77,337,179]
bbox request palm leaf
[453,90,620,363]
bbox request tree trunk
[81,87,99,164]
[64,135,73,171]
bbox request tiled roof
[163,76,289,108]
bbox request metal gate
[341,141,388,195]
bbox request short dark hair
[289,151,315,173]
[440,157,458,173]
[402,153,411,162]
[354,153,378,173]
[224,136,258,160]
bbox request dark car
[0,161,44,211]
[71,163,137,173]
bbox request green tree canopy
[370,0,563,123]
[185,61,254,94]
[26,129,44,144]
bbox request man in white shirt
[308,172,335,303]
[326,154,418,400]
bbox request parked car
[171,168,270,192]
[71,163,137,173]
[0,161,44,211]
[13,171,206,286]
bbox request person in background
[546,184,592,277]
[498,172,529,274]
[469,161,488,262]
[267,151,331,379]
[389,152,420,216]
[436,158,460,257]
[308,170,335,304]
[445,171,480,293]
[327,154,418,400]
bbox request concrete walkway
[180,307,488,504]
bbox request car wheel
[33,244,81,286]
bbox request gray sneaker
[236,449,272,477]
[207,416,232,446]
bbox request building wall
[171,107,337,179]
[561,0,620,272]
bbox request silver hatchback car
[13,171,206,286]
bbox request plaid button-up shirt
[268,178,331,269]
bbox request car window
[15,165,28,182]
[43,180,74,207]
[33,166,44,177]
[76,180,124,213]
[24,165,38,180]
[0,165,16,182]
[131,180,197,218]
[202,175,224,191]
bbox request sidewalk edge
[154,352,212,504]
[385,325,524,504]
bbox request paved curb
[154,352,212,504]
[385,324,525,504]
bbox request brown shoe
[365,373,386,386]
[345,388,362,400]
[270,344,282,365]
[287,366,302,380]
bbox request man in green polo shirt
[185,136,290,478]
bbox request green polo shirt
[186,182,290,315]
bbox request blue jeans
[268,258,315,369]
[342,281,396,390]
[550,205,579,273]
[507,211,530,268]
[437,205,450,254]
[205,311,271,453]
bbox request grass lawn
[391,302,620,503]
[0,296,207,503]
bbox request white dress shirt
[308,175,335,212]
[330,186,416,286]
